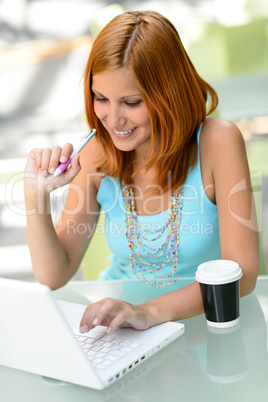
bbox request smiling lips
[112,128,137,137]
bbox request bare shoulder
[201,117,245,150]
[200,117,245,154]
[199,117,249,203]
[200,117,247,173]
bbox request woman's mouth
[112,128,137,138]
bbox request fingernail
[79,324,89,334]
[60,156,67,163]
[107,327,112,334]
[42,170,48,177]
[92,317,99,326]
[49,167,55,174]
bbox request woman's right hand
[24,143,81,197]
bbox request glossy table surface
[1,277,268,402]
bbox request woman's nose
[107,105,126,128]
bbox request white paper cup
[195,260,242,328]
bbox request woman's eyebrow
[92,89,105,97]
[92,89,142,99]
[121,94,142,100]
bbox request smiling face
[92,68,152,159]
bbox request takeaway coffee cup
[195,260,242,328]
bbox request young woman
[24,11,259,334]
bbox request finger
[48,146,62,175]
[52,153,81,185]
[59,143,73,163]
[106,310,132,334]
[79,303,103,333]
[40,148,53,176]
[80,298,116,333]
[27,148,42,171]
[67,153,81,177]
[90,298,117,327]
[90,299,135,332]
[25,149,39,173]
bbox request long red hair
[84,10,218,191]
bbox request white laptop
[0,278,184,389]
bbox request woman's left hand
[79,298,154,334]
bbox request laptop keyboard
[75,331,142,370]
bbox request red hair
[84,10,218,191]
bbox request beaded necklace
[123,183,183,288]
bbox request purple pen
[53,129,96,177]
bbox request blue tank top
[96,122,221,282]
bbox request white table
[1,277,267,402]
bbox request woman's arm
[24,138,101,289]
[79,118,259,333]
[201,118,259,295]
[79,281,204,334]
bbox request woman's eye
[125,101,142,108]
[95,97,107,103]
